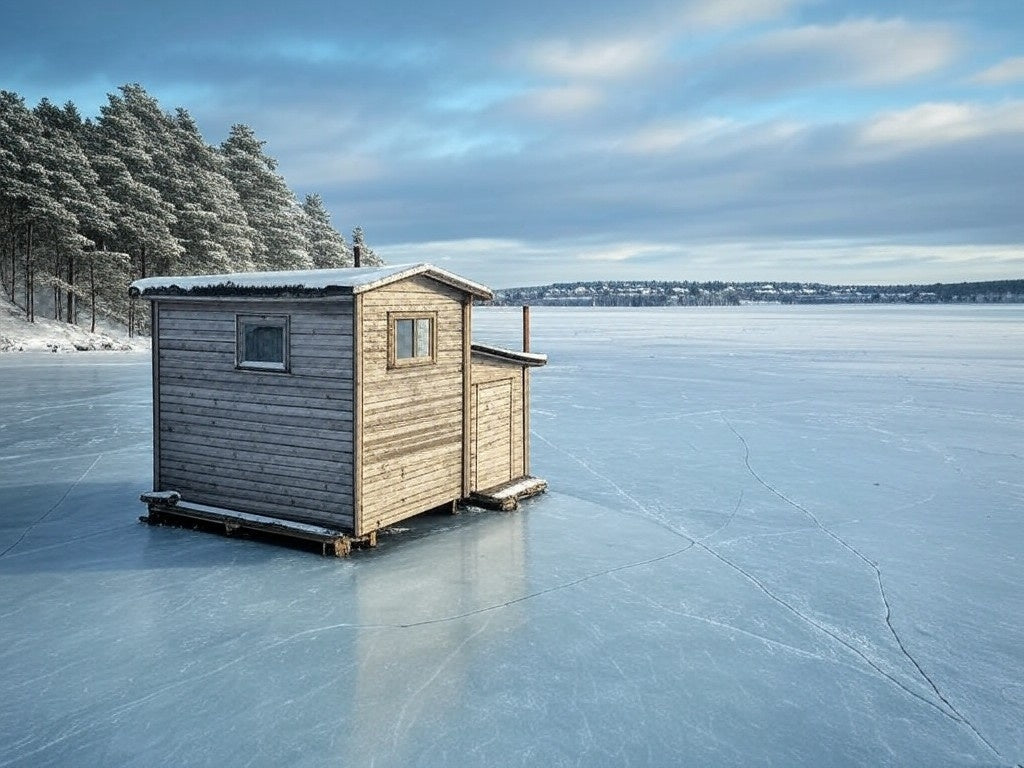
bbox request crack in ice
[0,453,103,559]
[535,427,1004,760]
[725,419,1003,761]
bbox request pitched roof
[129,263,493,300]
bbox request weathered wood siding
[470,357,525,491]
[155,298,355,530]
[358,276,466,533]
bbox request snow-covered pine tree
[351,226,383,266]
[34,99,114,323]
[91,87,182,282]
[170,109,257,275]
[220,124,311,272]
[90,86,183,333]
[0,92,34,303]
[0,91,84,322]
[302,193,351,268]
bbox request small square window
[237,315,289,371]
[390,313,435,367]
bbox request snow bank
[0,295,146,353]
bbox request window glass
[244,324,284,363]
[237,315,288,371]
[415,318,431,357]
[396,319,414,359]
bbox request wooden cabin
[130,264,547,555]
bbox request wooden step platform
[468,476,548,511]
[139,492,374,557]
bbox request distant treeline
[0,84,380,333]
[493,278,1024,307]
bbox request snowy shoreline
[1,297,148,353]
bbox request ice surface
[1,306,1022,767]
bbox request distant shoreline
[491,278,1024,307]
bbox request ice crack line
[0,453,103,559]
[536,428,1003,759]
[724,419,1002,760]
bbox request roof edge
[128,263,494,300]
[471,343,547,367]
[351,264,493,300]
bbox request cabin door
[472,379,513,491]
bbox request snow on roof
[471,343,548,367]
[129,263,494,300]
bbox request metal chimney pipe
[522,305,530,353]
[353,244,362,268]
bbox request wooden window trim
[236,313,290,373]
[388,311,438,369]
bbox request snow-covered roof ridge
[129,263,493,300]
[471,342,548,367]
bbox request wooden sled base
[139,493,375,557]
[139,477,547,556]
[467,476,548,511]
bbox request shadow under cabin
[131,263,547,555]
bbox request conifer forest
[0,84,379,335]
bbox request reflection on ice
[1,306,1022,767]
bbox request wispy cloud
[678,0,804,28]
[970,56,1024,85]
[524,36,664,80]
[618,118,736,154]
[508,85,605,118]
[859,100,1024,149]
[754,17,960,86]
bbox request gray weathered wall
[155,297,355,530]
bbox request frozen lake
[1,305,1022,767]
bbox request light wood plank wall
[358,277,466,533]
[156,298,355,529]
[469,357,526,491]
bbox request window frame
[235,313,290,373]
[388,311,437,369]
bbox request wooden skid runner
[139,492,375,557]
[468,476,548,511]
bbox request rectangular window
[389,313,436,368]
[236,314,289,371]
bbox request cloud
[753,17,960,86]
[970,56,1024,85]
[575,243,675,262]
[678,0,803,28]
[859,100,1024,150]
[618,118,736,154]
[524,36,663,80]
[380,236,1024,286]
[507,85,604,118]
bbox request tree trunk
[66,251,75,324]
[90,259,96,333]
[8,230,15,302]
[25,221,33,323]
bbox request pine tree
[91,86,182,282]
[302,193,351,268]
[170,109,257,275]
[351,226,383,266]
[1,84,366,336]
[0,91,82,321]
[220,124,311,272]
[34,99,114,322]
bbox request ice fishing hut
[130,263,547,555]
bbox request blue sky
[5,0,1024,286]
